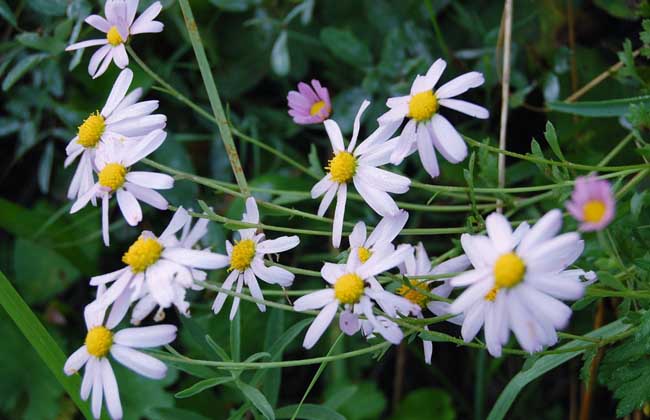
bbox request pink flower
[566,175,615,231]
[287,80,332,124]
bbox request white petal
[101,68,133,117]
[131,295,157,325]
[293,289,336,311]
[302,301,338,349]
[93,48,114,79]
[90,267,128,286]
[311,175,334,199]
[117,188,142,226]
[124,182,168,210]
[250,259,294,287]
[121,129,167,166]
[430,115,467,164]
[110,344,167,379]
[518,284,572,330]
[507,295,544,354]
[517,209,563,257]
[348,99,370,151]
[70,184,100,213]
[416,122,440,178]
[257,236,299,254]
[125,172,174,190]
[355,165,410,194]
[527,271,586,301]
[159,207,190,241]
[91,363,103,419]
[324,119,344,152]
[317,183,337,217]
[524,233,583,273]
[114,324,177,348]
[106,100,159,125]
[485,212,514,253]
[353,176,399,217]
[162,248,230,269]
[321,263,345,284]
[229,275,244,320]
[423,58,447,89]
[448,279,493,314]
[102,194,110,247]
[130,1,164,34]
[439,98,489,119]
[390,119,417,165]
[357,244,411,278]
[460,234,497,269]
[211,270,239,314]
[107,114,167,136]
[64,346,90,375]
[106,288,132,329]
[66,38,107,51]
[100,358,123,420]
[332,183,347,248]
[112,43,129,68]
[431,255,471,276]
[460,302,485,341]
[450,268,491,287]
[349,221,367,248]
[243,196,260,224]
[87,44,111,77]
[244,270,266,312]
[130,20,163,35]
[354,119,401,156]
[435,71,485,99]
[97,269,133,308]
[80,358,96,400]
[85,14,111,32]
[377,104,408,125]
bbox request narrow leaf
[547,96,650,117]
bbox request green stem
[178,0,250,195]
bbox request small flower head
[566,175,615,231]
[287,79,332,124]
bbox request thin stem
[497,0,513,212]
[178,0,250,195]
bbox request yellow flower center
[122,237,163,273]
[77,112,105,148]
[106,26,124,46]
[484,287,499,302]
[396,280,429,308]
[327,152,356,184]
[493,252,526,289]
[408,90,439,122]
[98,163,127,191]
[334,273,364,304]
[583,200,606,223]
[229,239,256,271]
[310,100,327,116]
[85,326,113,358]
[358,247,372,263]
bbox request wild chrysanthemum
[287,79,332,124]
[311,100,410,248]
[566,175,615,231]
[65,68,166,203]
[66,0,164,78]
[448,210,595,357]
[70,130,172,246]
[90,207,228,323]
[396,243,470,364]
[63,304,176,420]
[378,59,488,178]
[293,245,416,349]
[211,197,300,319]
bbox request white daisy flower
[293,244,415,349]
[70,130,172,246]
[90,207,228,324]
[63,304,176,420]
[448,210,595,357]
[311,100,410,248]
[65,68,166,204]
[348,210,409,265]
[211,197,300,319]
[395,243,470,364]
[378,58,489,178]
[66,0,164,78]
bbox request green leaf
[0,271,93,419]
[147,407,211,420]
[271,31,290,77]
[543,121,565,161]
[230,310,241,362]
[208,0,252,12]
[16,32,65,54]
[547,96,650,117]
[0,0,17,27]
[2,53,48,91]
[487,319,630,420]
[236,381,275,420]
[26,0,67,16]
[275,404,345,420]
[320,27,372,69]
[389,388,455,420]
[175,376,234,398]
[37,141,54,193]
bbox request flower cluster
[56,2,612,419]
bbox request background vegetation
[2,0,650,419]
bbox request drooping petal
[111,344,168,379]
[64,346,90,375]
[302,301,339,349]
[101,68,133,117]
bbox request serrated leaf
[547,96,650,117]
[175,376,234,398]
[237,381,275,420]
